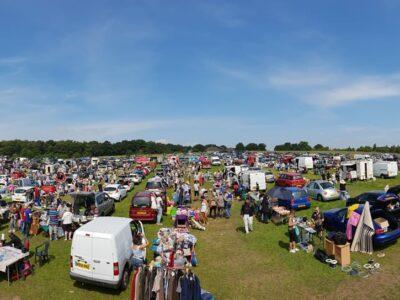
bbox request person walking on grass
[240,199,254,234]
[209,192,217,219]
[200,196,208,225]
[193,181,199,201]
[224,191,233,219]
[217,192,225,217]
[156,195,163,225]
[288,210,299,253]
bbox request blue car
[267,186,311,210]
[323,206,400,246]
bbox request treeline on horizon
[0,140,397,159]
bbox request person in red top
[34,187,40,206]
[20,205,26,233]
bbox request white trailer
[241,171,266,191]
[295,157,314,169]
[373,161,398,178]
[341,159,373,180]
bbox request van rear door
[92,236,114,281]
[71,233,93,279]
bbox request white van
[211,156,221,166]
[373,161,398,178]
[70,217,145,290]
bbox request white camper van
[295,157,314,169]
[241,171,266,191]
[373,161,398,178]
[70,217,145,290]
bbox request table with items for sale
[0,246,29,285]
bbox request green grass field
[1,168,400,299]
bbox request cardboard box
[374,217,389,229]
[324,238,335,256]
[334,243,350,267]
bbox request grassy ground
[1,167,400,299]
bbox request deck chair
[35,241,50,266]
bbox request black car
[346,190,398,207]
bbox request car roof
[75,217,131,235]
[285,187,303,192]
[135,191,153,197]
[105,184,120,187]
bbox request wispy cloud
[199,2,244,28]
[210,60,400,107]
[0,56,26,66]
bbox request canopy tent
[351,201,375,254]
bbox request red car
[275,173,306,188]
[41,185,56,194]
[129,191,157,222]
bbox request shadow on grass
[235,226,246,233]
[278,240,290,250]
[73,281,123,296]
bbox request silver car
[305,180,339,201]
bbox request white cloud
[211,61,400,107]
[312,76,400,107]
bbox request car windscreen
[320,182,334,189]
[132,196,151,207]
[146,181,162,189]
[15,188,27,194]
[104,187,117,192]
[293,175,303,180]
[292,190,306,198]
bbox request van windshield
[132,197,151,207]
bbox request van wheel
[120,267,130,290]
[111,204,115,214]
[317,195,323,202]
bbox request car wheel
[380,174,385,179]
[111,204,115,214]
[119,266,130,290]
[317,194,323,202]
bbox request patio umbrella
[351,201,375,254]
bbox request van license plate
[76,261,90,270]
[137,211,146,215]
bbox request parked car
[71,192,115,217]
[275,173,306,188]
[323,206,400,246]
[104,184,127,202]
[129,173,142,184]
[265,171,275,183]
[346,191,399,208]
[305,180,339,201]
[12,186,35,203]
[129,191,157,222]
[70,217,145,290]
[267,186,311,210]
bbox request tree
[235,142,245,152]
[258,143,266,151]
[192,144,206,153]
[245,143,259,151]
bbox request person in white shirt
[155,196,163,225]
[61,207,73,240]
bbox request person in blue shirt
[23,204,32,238]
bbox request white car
[70,217,145,290]
[12,186,35,203]
[104,184,127,202]
[128,174,142,184]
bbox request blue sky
[1,0,400,148]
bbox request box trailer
[373,161,398,178]
[295,157,314,169]
[241,171,266,191]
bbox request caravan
[340,160,373,180]
[373,161,398,178]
